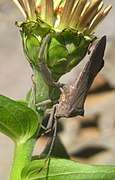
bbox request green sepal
[20,20,50,38]
[66,37,90,71]
[48,44,68,78]
[25,34,40,66]
[20,21,51,68]
[19,20,94,80]
[46,30,92,79]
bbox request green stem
[9,137,36,180]
[29,67,52,118]
[9,67,54,179]
[34,67,50,103]
[33,67,61,106]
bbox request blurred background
[0,0,115,179]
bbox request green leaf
[0,95,39,142]
[21,158,115,180]
[17,100,29,107]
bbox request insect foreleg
[38,34,63,88]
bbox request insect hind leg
[36,107,58,174]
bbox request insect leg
[38,106,56,137]
[37,122,57,174]
[36,107,58,174]
[38,34,63,88]
[36,99,52,107]
[45,118,58,161]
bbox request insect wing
[69,35,106,117]
[56,36,106,118]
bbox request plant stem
[9,137,36,180]
[34,67,50,103]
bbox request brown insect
[36,36,106,166]
[35,35,106,175]
[55,36,106,118]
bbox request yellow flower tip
[85,4,112,35]
[98,1,104,10]
[81,2,90,17]
[103,4,112,16]
[13,0,27,18]
[59,0,76,30]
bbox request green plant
[0,0,115,179]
